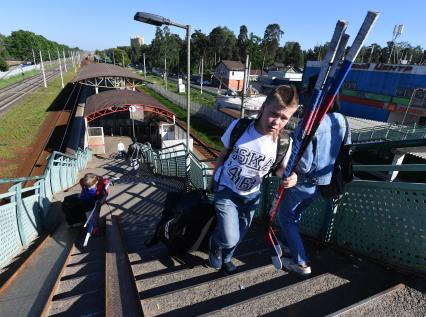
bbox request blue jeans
[278,183,318,265]
[211,186,260,263]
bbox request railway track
[0,70,60,116]
[28,83,82,178]
[174,119,220,161]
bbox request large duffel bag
[145,189,216,255]
[62,194,94,226]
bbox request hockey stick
[83,204,98,247]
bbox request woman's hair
[82,173,99,187]
[306,74,340,113]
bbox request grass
[0,71,75,160]
[139,85,224,151]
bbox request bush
[0,57,8,71]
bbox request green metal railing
[0,148,92,269]
[352,123,426,143]
[135,140,426,273]
[136,142,214,190]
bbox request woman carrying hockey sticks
[208,85,299,275]
[277,76,351,276]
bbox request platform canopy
[72,63,145,91]
[84,89,175,123]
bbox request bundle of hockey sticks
[266,11,379,267]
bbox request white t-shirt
[117,142,125,151]
[214,120,292,196]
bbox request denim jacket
[295,113,351,185]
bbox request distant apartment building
[131,36,144,47]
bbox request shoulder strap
[270,130,290,173]
[96,176,105,196]
[223,118,253,162]
[342,115,349,145]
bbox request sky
[1,0,426,52]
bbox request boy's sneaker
[208,236,222,270]
[222,261,237,275]
[282,257,311,276]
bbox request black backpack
[225,118,291,174]
[319,116,354,198]
[144,189,216,254]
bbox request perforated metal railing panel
[256,176,329,240]
[22,196,42,243]
[333,180,426,273]
[0,148,93,270]
[0,202,21,269]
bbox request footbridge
[0,134,425,316]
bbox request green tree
[191,29,210,73]
[209,27,237,63]
[0,56,8,71]
[237,25,249,62]
[277,41,303,67]
[261,24,284,70]
[246,33,263,69]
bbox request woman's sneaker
[282,258,311,276]
[208,236,222,270]
[271,255,282,270]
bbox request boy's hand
[281,172,297,188]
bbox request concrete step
[330,278,426,317]
[204,260,405,317]
[52,272,104,301]
[141,263,289,316]
[129,236,265,277]
[47,289,104,317]
[135,248,272,300]
[138,246,356,317]
[46,232,106,317]
[204,272,349,317]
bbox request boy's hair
[82,173,99,187]
[263,85,299,110]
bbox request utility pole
[39,51,47,88]
[32,49,36,66]
[143,53,146,79]
[164,55,167,89]
[200,56,204,94]
[122,54,125,67]
[72,51,77,72]
[112,51,116,65]
[57,48,64,88]
[63,49,67,72]
[240,54,249,118]
[48,51,52,68]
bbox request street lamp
[134,12,191,181]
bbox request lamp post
[134,12,191,181]
[402,88,423,126]
[129,106,136,141]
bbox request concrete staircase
[113,161,425,317]
[30,153,425,317]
